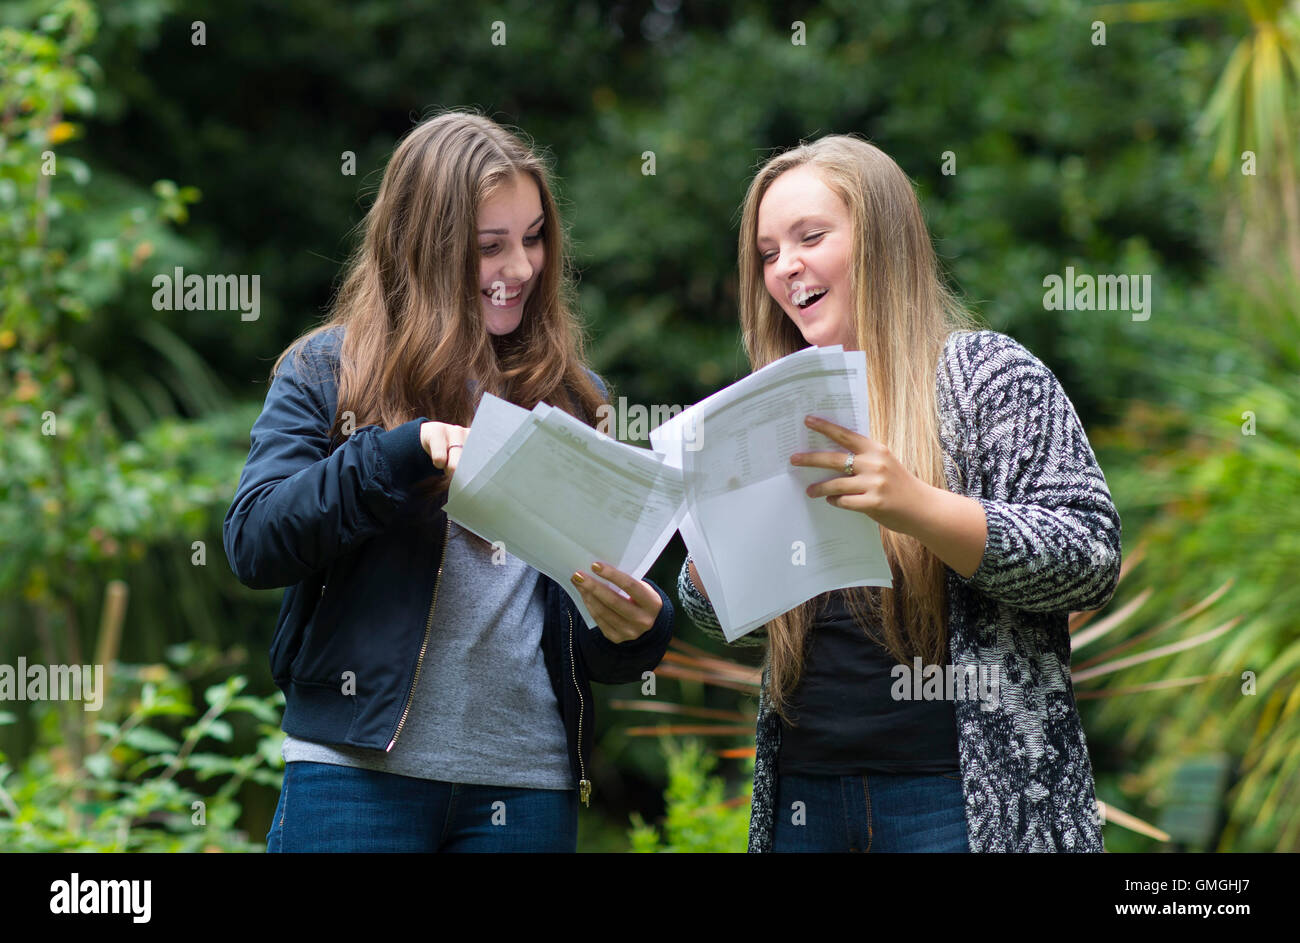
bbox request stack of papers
[444,346,893,640]
[650,346,892,640]
[443,395,685,628]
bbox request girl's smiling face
[756,165,855,349]
[477,172,545,335]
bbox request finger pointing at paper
[571,562,663,644]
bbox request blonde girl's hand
[570,562,663,644]
[420,421,471,480]
[791,414,931,536]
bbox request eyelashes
[479,229,545,255]
[760,231,826,263]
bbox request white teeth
[792,288,826,307]
[486,288,522,306]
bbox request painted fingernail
[591,562,604,573]
[572,572,585,584]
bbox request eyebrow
[756,216,827,245]
[478,212,545,236]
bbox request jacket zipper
[387,516,451,752]
[568,609,592,806]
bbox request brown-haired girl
[225,110,675,852]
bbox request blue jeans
[772,771,970,852]
[267,761,578,852]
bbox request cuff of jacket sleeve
[953,496,999,589]
[586,581,673,655]
[677,556,720,628]
[375,417,442,495]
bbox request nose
[500,241,534,284]
[774,246,803,285]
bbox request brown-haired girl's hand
[570,562,663,644]
[420,421,471,480]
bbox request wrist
[898,480,944,539]
[378,417,440,489]
[908,485,987,579]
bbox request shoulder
[941,329,1063,409]
[275,325,343,383]
[296,324,345,367]
[943,329,1046,380]
[269,326,344,420]
[583,367,609,401]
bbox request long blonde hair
[274,109,606,508]
[737,135,981,720]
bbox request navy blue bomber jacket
[222,327,674,804]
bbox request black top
[778,590,961,776]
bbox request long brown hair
[737,134,981,720]
[270,109,606,509]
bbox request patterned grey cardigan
[676,330,1122,852]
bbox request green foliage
[2,0,1294,852]
[556,0,1224,424]
[1085,259,1300,852]
[0,642,284,851]
[627,739,752,853]
[1,0,204,602]
[0,0,257,714]
[0,10,278,859]
[73,0,1229,429]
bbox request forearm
[687,558,709,603]
[224,416,433,589]
[904,484,988,579]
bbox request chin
[482,303,526,336]
[793,320,833,348]
[796,312,848,348]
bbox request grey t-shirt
[282,521,574,790]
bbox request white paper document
[444,394,685,628]
[444,346,892,642]
[650,346,893,641]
